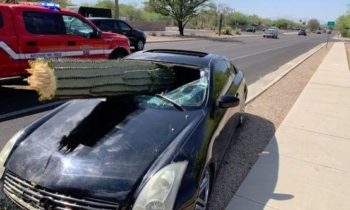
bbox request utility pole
[219,13,223,36]
[234,9,237,30]
[114,0,119,18]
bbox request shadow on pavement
[208,113,289,210]
[0,87,64,122]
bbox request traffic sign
[327,21,335,29]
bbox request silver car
[263,28,278,39]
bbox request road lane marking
[230,43,297,60]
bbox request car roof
[0,3,81,16]
[125,49,223,68]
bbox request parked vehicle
[0,49,247,210]
[298,29,307,36]
[89,17,147,51]
[246,26,256,32]
[263,28,278,38]
[0,3,130,83]
[316,29,322,34]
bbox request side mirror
[217,95,240,108]
[89,31,101,39]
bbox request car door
[210,59,241,167]
[63,15,108,59]
[116,20,136,45]
[17,10,66,69]
[0,7,21,78]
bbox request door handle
[26,41,37,46]
[67,41,76,46]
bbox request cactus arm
[4,59,175,101]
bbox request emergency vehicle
[0,2,130,82]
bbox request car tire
[135,40,145,51]
[109,49,128,59]
[195,168,211,210]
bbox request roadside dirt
[208,44,333,210]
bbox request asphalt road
[0,33,330,146]
[146,33,330,84]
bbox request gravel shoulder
[208,43,333,210]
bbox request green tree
[273,19,294,29]
[149,0,209,36]
[228,11,247,28]
[307,19,320,32]
[337,15,350,37]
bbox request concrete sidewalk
[226,42,350,210]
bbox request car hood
[5,99,202,202]
[101,32,129,42]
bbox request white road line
[0,101,63,121]
[230,43,296,60]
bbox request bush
[223,28,232,35]
[337,14,350,37]
[234,29,241,35]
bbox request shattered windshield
[137,72,208,110]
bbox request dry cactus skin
[4,59,57,100]
[5,59,175,101]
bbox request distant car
[298,29,307,36]
[0,49,247,210]
[263,28,278,38]
[327,30,332,34]
[246,26,256,32]
[316,30,322,34]
[89,17,146,51]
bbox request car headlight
[133,161,188,210]
[0,130,24,177]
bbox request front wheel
[135,40,145,51]
[109,49,129,59]
[195,168,211,210]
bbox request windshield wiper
[155,94,185,111]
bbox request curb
[246,42,327,104]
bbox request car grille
[3,171,119,210]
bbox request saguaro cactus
[6,59,175,101]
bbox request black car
[246,26,256,32]
[89,17,146,51]
[298,29,307,36]
[0,49,247,210]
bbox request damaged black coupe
[0,49,247,210]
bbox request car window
[213,60,232,100]
[63,15,94,38]
[0,12,3,28]
[117,21,131,31]
[23,12,65,34]
[94,19,117,31]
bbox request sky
[73,0,348,23]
